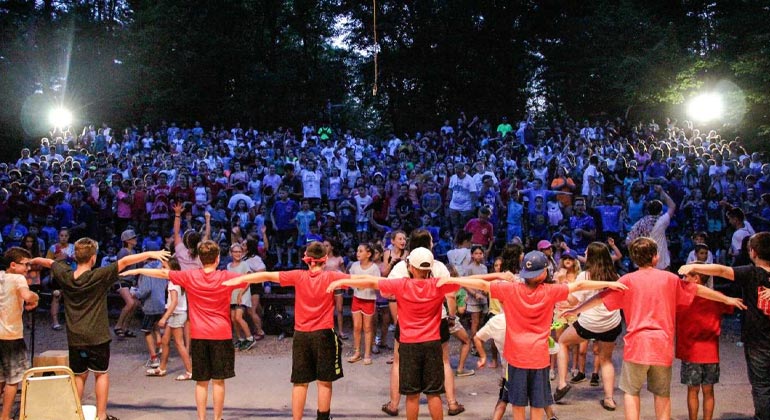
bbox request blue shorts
[506,365,554,408]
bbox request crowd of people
[0,113,769,420]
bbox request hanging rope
[372,0,378,96]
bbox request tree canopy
[1,0,769,155]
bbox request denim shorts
[506,365,553,408]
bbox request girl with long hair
[553,242,621,411]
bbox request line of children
[440,250,628,420]
[679,231,770,420]
[34,239,170,420]
[121,240,247,420]
[221,241,368,420]
[567,237,746,420]
[326,247,513,420]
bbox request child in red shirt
[568,237,745,420]
[443,250,628,420]
[676,267,733,420]
[223,241,357,420]
[121,240,246,420]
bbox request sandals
[114,328,136,338]
[363,358,373,365]
[600,398,617,411]
[448,400,465,416]
[381,402,398,417]
[145,368,167,377]
[253,333,265,341]
[176,372,193,381]
[51,324,63,331]
[347,353,362,363]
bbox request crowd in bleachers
[2,115,768,275]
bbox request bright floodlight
[49,107,73,127]
[687,93,724,122]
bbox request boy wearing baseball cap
[325,247,510,420]
[439,251,628,420]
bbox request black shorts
[69,342,111,375]
[141,314,163,333]
[498,376,510,403]
[399,340,444,395]
[190,339,235,381]
[394,321,450,344]
[291,329,343,384]
[573,320,622,343]
[276,229,295,245]
[249,283,262,295]
[112,281,131,292]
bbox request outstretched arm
[436,277,492,293]
[120,268,170,279]
[679,263,734,281]
[117,250,171,272]
[695,285,747,310]
[563,293,604,317]
[568,280,628,294]
[326,276,381,293]
[30,257,54,269]
[222,271,280,286]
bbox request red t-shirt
[279,270,349,332]
[601,269,697,366]
[490,281,569,369]
[378,278,460,344]
[169,270,242,340]
[463,218,494,246]
[675,295,733,363]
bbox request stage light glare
[49,107,73,128]
[687,93,724,122]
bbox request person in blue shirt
[568,197,596,255]
[595,195,623,241]
[271,187,298,268]
[506,187,524,243]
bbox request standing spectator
[568,198,596,256]
[464,206,495,256]
[626,185,676,269]
[272,187,299,268]
[448,164,477,237]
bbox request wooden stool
[33,350,69,368]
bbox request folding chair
[18,366,97,420]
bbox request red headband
[302,255,328,265]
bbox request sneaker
[590,373,600,386]
[455,369,475,377]
[145,357,160,368]
[470,347,479,357]
[242,339,257,351]
[570,372,587,384]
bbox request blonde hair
[74,238,98,264]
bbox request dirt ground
[15,313,758,419]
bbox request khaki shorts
[620,361,672,397]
